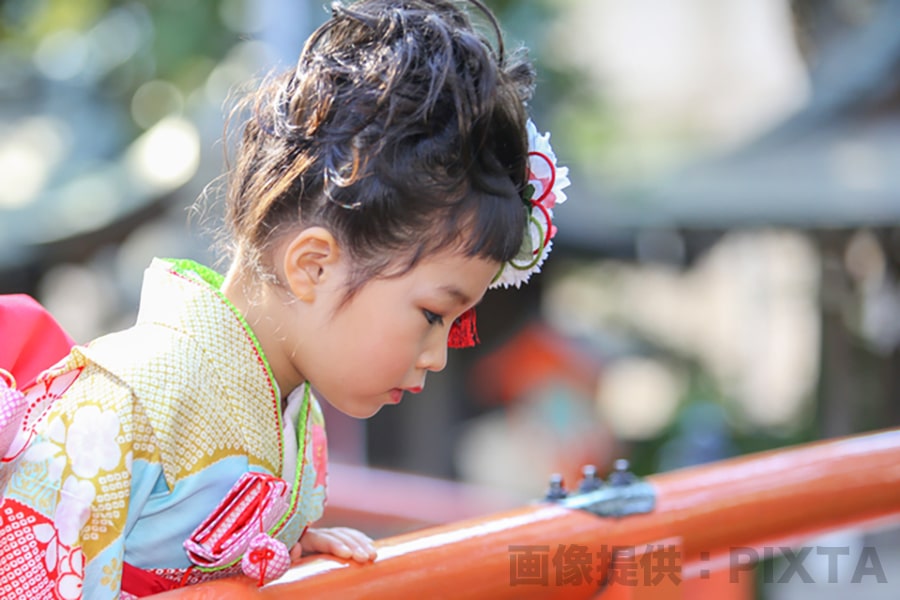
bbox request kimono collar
[133,258,286,479]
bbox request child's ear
[282,227,340,302]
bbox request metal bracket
[542,459,656,518]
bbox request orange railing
[151,428,900,599]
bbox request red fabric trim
[121,562,181,596]
[0,294,75,388]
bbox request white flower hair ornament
[492,119,571,289]
[448,119,571,348]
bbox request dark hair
[224,0,535,299]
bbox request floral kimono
[0,258,328,599]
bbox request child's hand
[291,527,377,563]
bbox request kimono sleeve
[0,363,160,600]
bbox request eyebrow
[438,285,473,307]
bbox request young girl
[0,0,569,597]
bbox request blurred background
[1,0,899,597]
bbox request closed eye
[423,309,444,326]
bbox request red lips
[389,386,422,404]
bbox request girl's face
[286,246,500,418]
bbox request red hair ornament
[447,307,480,349]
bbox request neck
[222,261,305,399]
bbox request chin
[314,388,383,419]
[335,401,383,420]
[360,405,384,418]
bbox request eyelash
[423,309,444,326]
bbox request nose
[417,329,449,373]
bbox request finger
[301,529,354,559]
[327,528,377,562]
[289,542,304,562]
[301,529,356,558]
[308,528,376,562]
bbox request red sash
[121,562,182,596]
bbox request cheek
[361,321,423,364]
[329,310,421,372]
